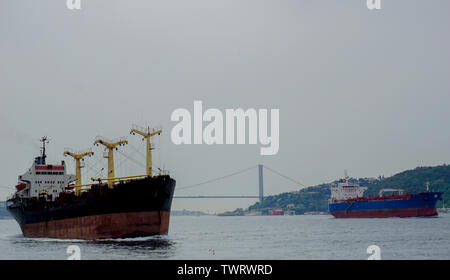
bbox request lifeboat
[15,183,26,191]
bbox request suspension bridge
[174,164,308,202]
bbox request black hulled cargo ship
[6,127,176,240]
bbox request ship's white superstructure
[13,137,75,201]
[15,161,75,201]
[329,175,367,203]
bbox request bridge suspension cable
[263,165,308,188]
[177,165,258,191]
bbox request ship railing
[61,183,95,191]
[63,147,93,156]
[94,136,127,145]
[131,124,163,135]
[131,124,150,134]
[154,168,170,176]
[379,188,404,197]
[90,174,149,183]
[60,174,152,194]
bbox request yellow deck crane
[130,125,162,177]
[63,148,94,196]
[93,136,128,188]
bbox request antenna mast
[40,137,48,165]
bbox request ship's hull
[329,191,442,218]
[7,176,175,239]
[19,211,170,239]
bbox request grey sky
[1,0,449,212]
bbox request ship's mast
[64,148,94,196]
[94,137,128,188]
[40,137,48,165]
[130,125,162,177]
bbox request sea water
[0,213,449,260]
